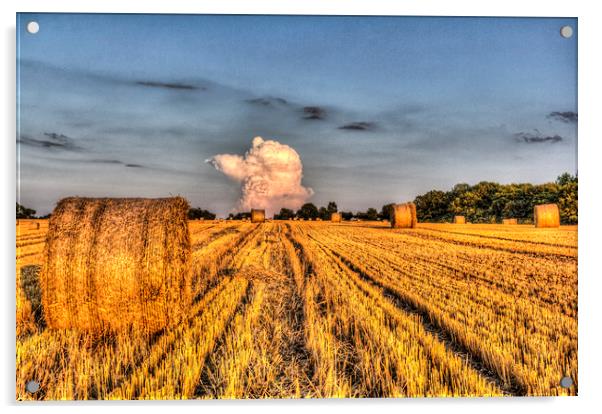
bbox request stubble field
[16,219,578,399]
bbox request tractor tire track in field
[16,220,577,399]
[399,229,576,260]
[195,280,255,398]
[415,226,576,249]
[198,223,314,398]
[321,244,525,396]
[285,228,364,396]
[191,226,240,250]
[107,223,263,398]
[319,226,576,317]
[190,224,259,300]
[290,226,506,397]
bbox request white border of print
[2,1,600,414]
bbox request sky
[16,14,577,217]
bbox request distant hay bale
[251,209,265,223]
[41,197,191,334]
[502,218,518,225]
[534,204,560,228]
[331,212,342,223]
[453,216,466,224]
[390,203,417,229]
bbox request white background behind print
[2,0,600,413]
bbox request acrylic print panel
[16,13,577,400]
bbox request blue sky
[17,14,577,216]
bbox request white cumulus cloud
[207,136,313,216]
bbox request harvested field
[16,219,578,399]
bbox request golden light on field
[16,219,577,399]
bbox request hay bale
[534,204,560,228]
[502,218,518,225]
[41,197,191,334]
[331,212,342,223]
[251,209,265,223]
[453,215,466,224]
[390,203,417,229]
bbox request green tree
[380,203,395,221]
[556,172,577,186]
[297,203,319,220]
[356,208,378,221]
[228,211,251,220]
[341,211,354,221]
[318,206,330,221]
[412,173,577,224]
[16,203,36,219]
[414,191,450,222]
[274,208,295,220]
[366,208,378,221]
[557,174,577,224]
[188,207,216,220]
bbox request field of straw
[16,219,577,399]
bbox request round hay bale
[390,203,417,229]
[251,209,265,223]
[534,204,560,228]
[331,212,342,223]
[453,215,466,224]
[502,218,518,225]
[41,197,191,334]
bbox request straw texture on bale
[502,218,518,225]
[453,216,466,224]
[251,209,265,223]
[41,197,191,334]
[534,204,560,228]
[331,212,342,223]
[390,203,417,229]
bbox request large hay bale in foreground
[390,203,417,229]
[41,197,191,334]
[331,212,342,223]
[251,209,265,223]
[453,215,466,224]
[534,204,560,228]
[502,218,518,225]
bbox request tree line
[241,173,578,224]
[16,173,577,224]
[413,173,577,224]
